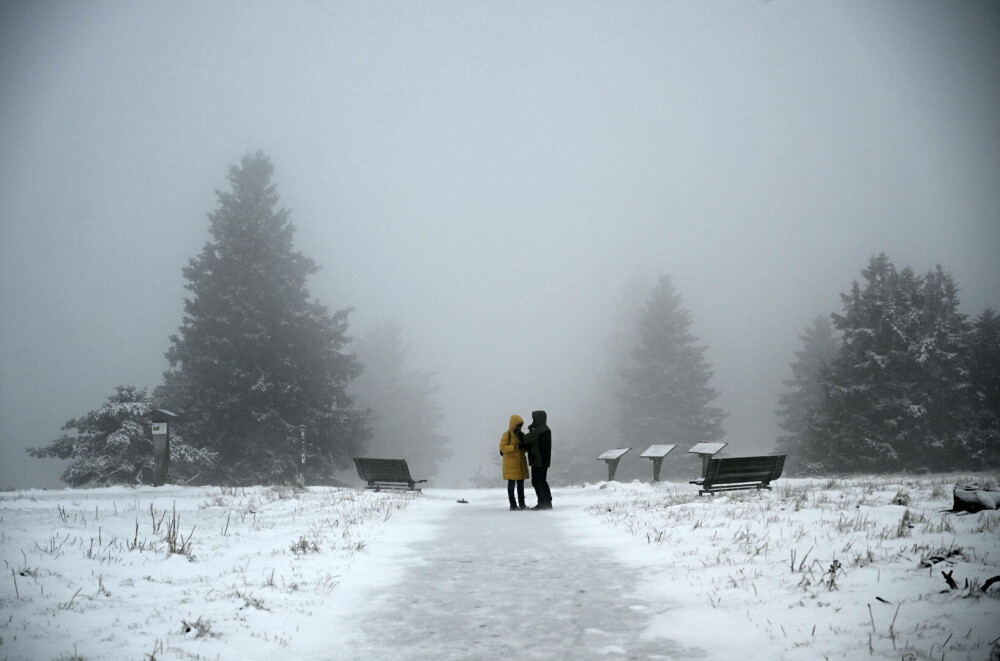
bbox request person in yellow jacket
[499,414,529,510]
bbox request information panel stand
[640,444,676,482]
[688,442,727,478]
[597,448,631,481]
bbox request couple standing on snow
[499,411,552,511]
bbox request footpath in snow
[318,488,701,660]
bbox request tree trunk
[951,485,1000,513]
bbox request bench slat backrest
[704,455,785,485]
[353,458,415,486]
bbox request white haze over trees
[616,275,726,480]
[775,315,840,474]
[1,2,999,488]
[349,321,452,480]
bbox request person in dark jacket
[519,410,552,510]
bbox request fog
[2,1,998,488]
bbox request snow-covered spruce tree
[916,265,975,466]
[158,151,369,485]
[617,275,725,477]
[28,386,215,487]
[775,315,839,474]
[817,254,972,472]
[967,307,1000,466]
[350,322,451,479]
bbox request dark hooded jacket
[520,410,551,468]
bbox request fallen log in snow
[951,485,1000,513]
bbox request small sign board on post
[688,442,727,478]
[150,409,177,487]
[640,444,676,482]
[597,448,631,481]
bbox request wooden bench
[690,455,786,495]
[353,458,427,491]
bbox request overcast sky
[2,1,998,489]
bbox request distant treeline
[28,153,999,486]
[776,253,999,474]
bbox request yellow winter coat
[499,414,530,481]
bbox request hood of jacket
[508,414,525,435]
[529,410,547,429]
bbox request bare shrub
[181,616,217,638]
[290,535,320,555]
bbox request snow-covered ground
[1,474,998,660]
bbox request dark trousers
[530,467,551,504]
[507,479,525,507]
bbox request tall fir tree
[818,254,971,472]
[349,322,451,480]
[967,307,1000,466]
[158,152,368,484]
[617,274,725,474]
[29,386,215,487]
[775,315,839,473]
